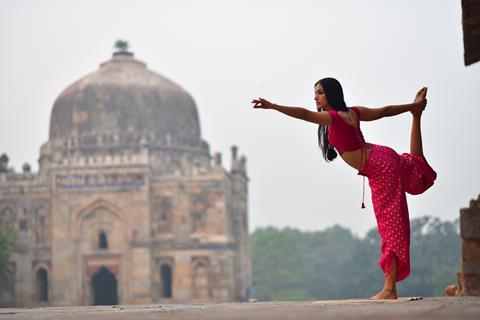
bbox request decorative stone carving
[56,173,145,190]
[151,197,173,235]
[192,257,211,299]
[190,194,209,233]
[0,206,15,230]
[35,207,50,244]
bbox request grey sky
[1,0,479,235]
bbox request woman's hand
[411,87,427,116]
[251,98,276,109]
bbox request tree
[398,216,460,296]
[250,216,460,300]
[0,226,16,284]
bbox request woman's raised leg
[410,114,423,156]
[410,88,427,156]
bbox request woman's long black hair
[316,77,349,162]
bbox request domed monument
[0,42,251,306]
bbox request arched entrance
[91,266,118,305]
[36,268,48,302]
[160,264,172,298]
[98,231,108,249]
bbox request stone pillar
[228,147,250,301]
[213,152,222,167]
[131,247,152,303]
[458,194,480,296]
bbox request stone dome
[49,51,202,150]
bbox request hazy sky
[1,0,479,235]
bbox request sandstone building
[0,48,251,306]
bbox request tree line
[251,216,460,300]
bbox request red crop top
[327,107,366,155]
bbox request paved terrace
[1,297,479,320]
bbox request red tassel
[361,176,366,209]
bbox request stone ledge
[0,297,479,320]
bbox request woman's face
[314,83,329,111]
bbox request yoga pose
[251,78,437,300]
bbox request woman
[251,77,437,300]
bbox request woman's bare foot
[369,288,398,300]
[411,87,427,116]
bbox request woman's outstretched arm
[251,98,332,125]
[356,87,427,121]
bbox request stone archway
[91,266,118,305]
[160,264,173,298]
[35,268,48,302]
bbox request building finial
[112,40,133,57]
[114,40,129,53]
[0,153,9,173]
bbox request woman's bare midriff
[340,145,370,171]
[333,110,370,171]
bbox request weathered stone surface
[1,298,480,320]
[460,208,480,240]
[457,194,480,296]
[462,261,480,274]
[463,240,480,261]
[461,274,480,296]
[49,52,202,150]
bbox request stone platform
[1,297,479,320]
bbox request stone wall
[458,194,480,295]
[0,145,250,306]
[0,172,52,307]
[462,0,480,65]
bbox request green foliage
[0,226,16,283]
[251,216,460,300]
[399,216,460,297]
[271,289,315,301]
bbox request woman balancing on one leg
[251,78,437,300]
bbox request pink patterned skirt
[358,143,437,282]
